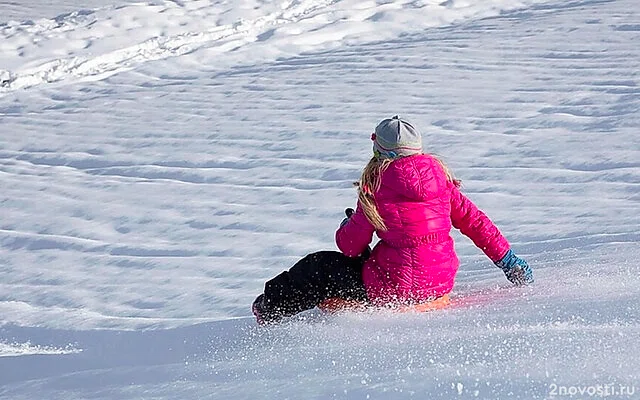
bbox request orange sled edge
[318,294,451,314]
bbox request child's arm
[449,182,533,285]
[335,203,375,257]
[449,183,511,262]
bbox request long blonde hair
[357,155,460,231]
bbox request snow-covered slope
[1,0,639,399]
[1,0,558,91]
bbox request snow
[1,0,639,398]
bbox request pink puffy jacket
[336,154,510,303]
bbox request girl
[252,116,533,324]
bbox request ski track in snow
[0,0,639,398]
[0,0,559,93]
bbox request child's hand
[340,208,355,227]
[494,249,534,286]
[339,208,372,259]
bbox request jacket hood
[379,154,440,201]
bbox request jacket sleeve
[449,182,510,262]
[335,202,375,257]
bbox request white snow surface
[1,0,639,398]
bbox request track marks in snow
[0,0,340,92]
[0,0,561,94]
[0,0,350,92]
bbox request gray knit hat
[372,116,423,159]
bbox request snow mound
[0,340,82,358]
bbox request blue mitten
[494,249,534,286]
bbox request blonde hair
[433,155,460,187]
[357,154,460,231]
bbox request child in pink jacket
[252,116,533,324]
